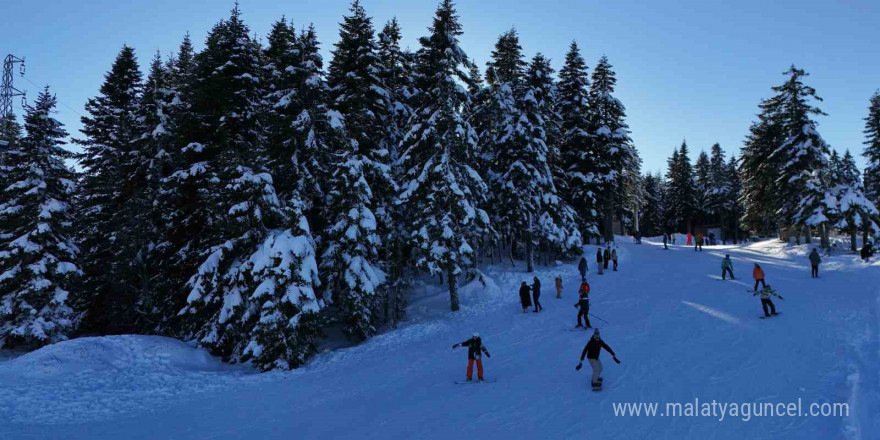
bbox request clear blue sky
[4,0,879,173]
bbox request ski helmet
[472,332,480,338]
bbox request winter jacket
[575,295,590,310]
[578,258,588,274]
[532,280,541,296]
[519,284,532,307]
[555,277,563,289]
[603,249,611,261]
[456,337,490,360]
[721,258,733,269]
[809,250,821,265]
[596,250,604,263]
[753,266,765,280]
[581,337,616,361]
[696,234,703,244]
[578,281,590,294]
[611,250,618,261]
[861,244,874,259]
[757,287,782,300]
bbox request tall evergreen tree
[173,6,321,370]
[693,150,711,227]
[833,150,878,250]
[397,0,489,311]
[863,91,880,206]
[739,91,785,235]
[74,45,145,333]
[589,56,638,241]
[0,88,80,348]
[664,142,696,232]
[640,172,665,236]
[557,41,599,239]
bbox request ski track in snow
[1,238,878,439]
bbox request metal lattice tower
[1,54,26,120]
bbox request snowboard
[760,312,782,319]
[454,379,497,384]
[592,377,605,391]
[566,327,591,332]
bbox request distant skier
[596,249,604,275]
[452,333,491,382]
[694,234,703,252]
[575,329,620,389]
[519,281,532,313]
[611,249,619,271]
[555,275,563,299]
[532,277,543,312]
[578,256,588,281]
[574,282,591,328]
[686,232,693,246]
[752,263,766,291]
[721,254,735,280]
[662,233,669,250]
[603,247,611,270]
[753,285,783,318]
[809,248,821,278]
[861,242,874,262]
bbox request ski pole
[588,313,608,324]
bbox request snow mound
[0,335,256,424]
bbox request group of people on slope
[590,247,618,275]
[721,254,783,318]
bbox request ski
[454,379,497,384]
[759,312,782,319]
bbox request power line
[20,74,85,118]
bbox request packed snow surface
[1,238,878,439]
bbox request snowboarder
[721,254,735,280]
[452,333,491,382]
[596,249,604,275]
[532,277,543,312]
[752,263,766,291]
[574,283,591,328]
[809,248,821,278]
[662,233,669,250]
[694,234,703,251]
[577,256,588,281]
[611,249,619,271]
[555,275,563,299]
[753,285,783,318]
[603,247,611,270]
[518,282,532,313]
[575,329,620,389]
[861,242,874,262]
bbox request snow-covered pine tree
[863,91,880,207]
[640,172,665,236]
[74,45,146,333]
[377,18,415,327]
[832,150,878,251]
[693,150,711,228]
[557,41,599,241]
[397,0,489,311]
[321,111,385,340]
[174,6,321,370]
[664,142,696,232]
[589,56,638,242]
[327,0,396,243]
[739,92,784,235]
[0,88,80,348]
[0,114,22,226]
[769,66,832,245]
[262,16,300,195]
[725,156,744,243]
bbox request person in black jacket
[596,249,604,275]
[578,256,588,281]
[574,285,591,328]
[518,282,531,313]
[576,329,620,388]
[603,247,611,270]
[453,333,491,382]
[861,242,874,262]
[532,277,543,312]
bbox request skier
[603,247,611,270]
[577,256,588,281]
[574,282,591,328]
[518,281,532,313]
[686,232,693,246]
[752,263,766,291]
[532,277,543,312]
[452,333,491,382]
[861,241,874,262]
[575,329,621,390]
[611,249,619,271]
[721,254,735,280]
[662,233,668,250]
[555,275,563,299]
[809,248,821,278]
[753,285,783,318]
[596,249,604,275]
[694,233,703,252]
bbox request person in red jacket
[686,232,693,246]
[453,333,491,382]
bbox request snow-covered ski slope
[2,238,878,440]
